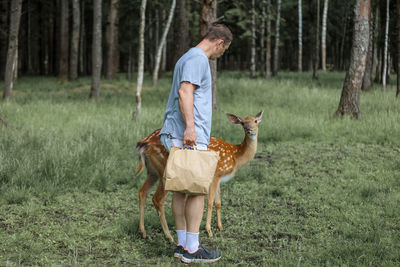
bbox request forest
[1,0,400,265]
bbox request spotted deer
[135,110,263,242]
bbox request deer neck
[235,133,258,168]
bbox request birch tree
[298,0,303,72]
[135,0,147,117]
[382,0,390,89]
[250,0,256,78]
[153,0,176,87]
[70,0,81,80]
[362,9,373,92]
[321,0,329,71]
[334,0,370,118]
[3,0,22,101]
[89,0,102,100]
[273,0,281,76]
[106,0,120,80]
[260,1,266,77]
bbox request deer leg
[215,183,224,231]
[138,173,157,239]
[206,178,219,237]
[152,182,174,243]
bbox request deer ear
[226,113,243,125]
[255,110,264,123]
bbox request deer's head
[226,110,263,140]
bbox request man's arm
[178,81,198,146]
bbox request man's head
[201,24,232,60]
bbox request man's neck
[195,40,213,59]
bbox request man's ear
[226,113,243,125]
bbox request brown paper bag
[163,146,220,195]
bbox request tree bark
[172,0,189,67]
[397,0,400,97]
[106,0,120,80]
[273,0,281,76]
[312,0,320,80]
[362,8,374,92]
[79,0,86,75]
[382,0,390,89]
[250,0,256,78]
[3,0,22,101]
[200,0,217,109]
[59,0,69,83]
[70,0,80,80]
[135,0,147,117]
[266,0,272,77]
[89,0,102,100]
[298,0,303,72]
[0,0,9,79]
[260,1,266,77]
[334,0,370,118]
[153,0,176,87]
[321,0,329,71]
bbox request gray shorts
[160,134,208,152]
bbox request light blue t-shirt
[159,47,212,145]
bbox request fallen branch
[0,114,16,129]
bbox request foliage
[0,72,400,265]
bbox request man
[159,24,232,263]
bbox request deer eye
[255,120,258,123]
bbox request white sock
[176,230,186,247]
[186,232,199,253]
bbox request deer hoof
[139,229,147,239]
[166,234,174,244]
[207,228,213,237]
[217,224,224,231]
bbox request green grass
[0,72,400,265]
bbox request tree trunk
[200,0,218,110]
[339,11,348,70]
[0,0,9,79]
[397,0,400,97]
[273,0,281,76]
[298,0,303,72]
[334,0,370,118]
[260,1,265,77]
[382,0,390,89]
[362,8,373,92]
[59,0,69,83]
[135,0,147,117]
[70,0,80,80]
[172,0,189,67]
[312,0,320,80]
[106,0,120,80]
[321,0,329,71]
[89,0,102,100]
[266,0,272,78]
[3,0,22,101]
[79,0,86,75]
[153,0,176,87]
[250,0,256,78]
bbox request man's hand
[183,126,197,147]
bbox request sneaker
[181,244,221,263]
[174,245,186,258]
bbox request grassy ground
[0,72,399,265]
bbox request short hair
[202,24,233,44]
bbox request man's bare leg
[172,192,188,248]
[185,195,205,233]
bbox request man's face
[210,40,231,60]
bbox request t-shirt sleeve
[180,56,207,88]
